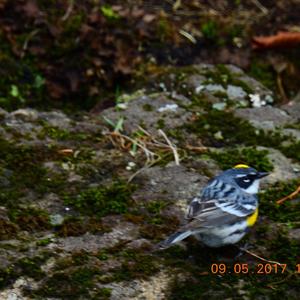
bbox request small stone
[212,102,226,111]
[11,108,38,122]
[249,94,263,108]
[214,131,223,140]
[235,106,296,131]
[157,104,178,113]
[158,82,167,92]
[7,293,18,300]
[116,103,128,110]
[39,111,71,128]
[126,161,136,170]
[195,85,205,93]
[288,228,300,241]
[204,84,226,93]
[50,214,64,226]
[226,85,247,100]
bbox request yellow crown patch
[234,164,250,169]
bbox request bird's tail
[157,230,193,249]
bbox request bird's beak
[257,172,269,178]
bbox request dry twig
[276,185,300,205]
[251,0,268,15]
[158,129,180,165]
[242,248,284,266]
[61,0,74,21]
[185,145,208,153]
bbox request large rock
[1,64,300,299]
[185,64,274,108]
[235,106,295,131]
[132,164,209,203]
[260,147,300,184]
[102,93,192,134]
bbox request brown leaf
[252,32,300,49]
[113,42,135,75]
[131,7,144,18]
[22,0,43,19]
[46,80,66,99]
[143,14,156,23]
[58,149,74,155]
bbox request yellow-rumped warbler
[160,164,269,248]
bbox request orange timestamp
[210,263,300,274]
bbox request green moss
[248,60,276,91]
[142,103,154,111]
[142,200,172,226]
[213,90,228,99]
[100,5,120,20]
[146,200,169,214]
[0,218,18,240]
[203,64,253,94]
[37,121,94,142]
[201,20,219,40]
[94,288,112,299]
[0,253,51,289]
[209,147,274,171]
[0,189,24,210]
[37,124,72,140]
[97,250,109,261]
[8,207,51,232]
[169,278,228,300]
[101,249,161,283]
[63,181,135,217]
[185,109,287,148]
[281,141,300,162]
[139,215,180,241]
[0,266,15,289]
[185,109,248,147]
[156,17,173,41]
[156,118,166,129]
[55,216,109,237]
[0,137,65,204]
[268,233,300,264]
[35,267,99,298]
[16,256,47,279]
[36,171,69,195]
[259,180,300,223]
[36,237,53,246]
[0,138,45,183]
[0,56,46,111]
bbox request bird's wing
[185,179,257,230]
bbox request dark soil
[0,0,299,112]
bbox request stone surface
[186,64,273,108]
[99,270,172,300]
[102,93,192,135]
[281,101,300,121]
[282,128,300,142]
[0,64,300,299]
[48,222,139,252]
[235,106,295,130]
[288,228,300,241]
[260,147,300,184]
[132,164,208,204]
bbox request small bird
[160,164,269,248]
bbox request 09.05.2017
[210,263,291,274]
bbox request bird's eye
[243,178,250,183]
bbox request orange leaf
[252,32,300,49]
[58,149,74,155]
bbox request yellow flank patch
[246,208,258,227]
[234,164,250,169]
